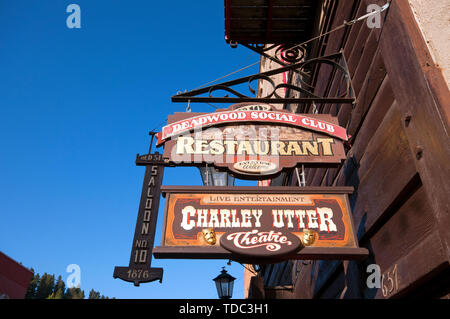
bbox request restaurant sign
[154,186,363,262]
[157,104,348,178]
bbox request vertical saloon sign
[114,153,164,285]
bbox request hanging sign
[154,186,365,262]
[113,152,164,286]
[157,109,348,143]
[158,104,347,178]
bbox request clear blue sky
[0,1,260,299]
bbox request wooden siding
[295,0,450,299]
[255,0,450,299]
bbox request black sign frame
[113,134,165,286]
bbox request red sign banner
[156,110,349,145]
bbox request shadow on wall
[310,154,379,299]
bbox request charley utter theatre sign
[153,186,367,262]
[157,104,348,178]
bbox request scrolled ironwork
[275,44,306,64]
[208,85,248,99]
[274,83,321,99]
[247,74,277,98]
[298,57,352,98]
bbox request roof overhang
[225,0,320,44]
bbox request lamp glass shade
[213,268,236,299]
[198,167,234,186]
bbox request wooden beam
[153,246,369,262]
[379,0,450,259]
[160,185,354,195]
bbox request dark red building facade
[0,252,32,299]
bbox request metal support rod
[171,51,355,105]
[149,131,157,153]
[295,166,306,187]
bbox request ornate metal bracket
[171,51,355,105]
[240,43,308,70]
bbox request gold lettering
[236,141,254,155]
[253,140,269,155]
[317,138,334,156]
[302,141,319,155]
[271,141,287,156]
[224,140,237,154]
[209,140,224,155]
[175,137,335,157]
[286,141,304,155]
[176,136,194,154]
[194,140,209,154]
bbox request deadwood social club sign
[153,186,367,262]
[156,104,348,178]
